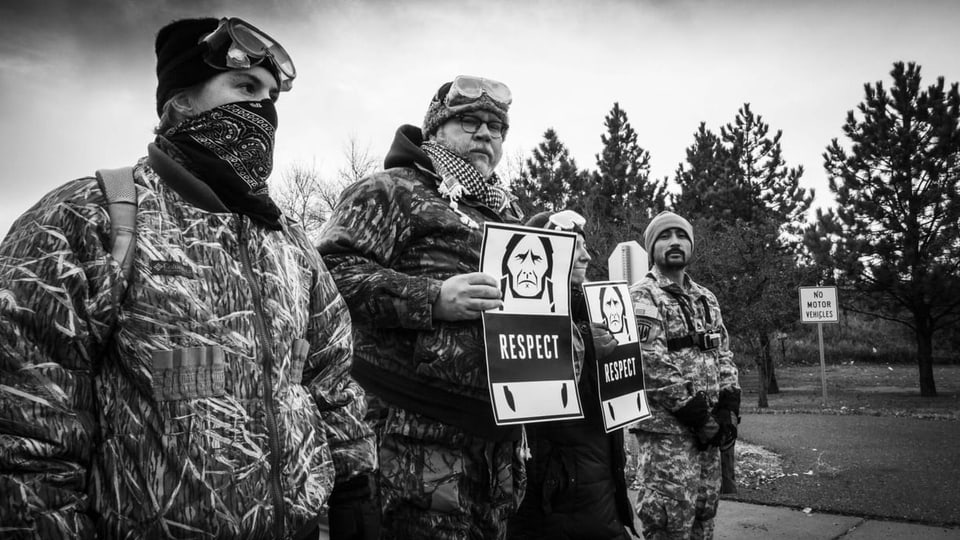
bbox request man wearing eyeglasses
[0,17,376,539]
[319,76,525,539]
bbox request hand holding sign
[591,323,618,360]
[433,272,503,321]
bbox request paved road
[715,501,960,540]
[731,413,960,526]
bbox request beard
[661,250,687,270]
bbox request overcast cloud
[2,0,959,237]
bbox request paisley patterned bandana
[421,140,507,211]
[157,99,282,229]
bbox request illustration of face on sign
[500,233,556,313]
[600,286,632,343]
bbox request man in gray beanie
[628,211,740,540]
[319,76,525,539]
[0,16,377,539]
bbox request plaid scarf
[421,141,507,211]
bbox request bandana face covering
[158,99,283,229]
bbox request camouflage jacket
[0,157,375,539]
[318,125,524,442]
[629,267,739,434]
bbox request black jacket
[507,288,638,539]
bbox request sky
[2,0,959,239]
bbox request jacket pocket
[542,446,577,513]
[151,345,226,401]
[412,324,486,390]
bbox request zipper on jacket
[237,217,286,539]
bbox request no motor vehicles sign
[798,286,839,324]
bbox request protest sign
[582,280,651,432]
[480,223,583,425]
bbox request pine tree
[692,219,815,406]
[724,104,811,238]
[673,123,730,218]
[585,103,667,279]
[806,61,960,397]
[592,102,665,224]
[674,105,811,235]
[672,105,812,406]
[520,128,584,212]
[507,169,541,218]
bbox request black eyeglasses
[457,115,508,139]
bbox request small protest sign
[582,281,651,432]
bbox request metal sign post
[817,323,826,401]
[798,286,839,404]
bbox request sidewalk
[716,500,960,540]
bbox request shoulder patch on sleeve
[634,305,660,319]
[635,315,660,346]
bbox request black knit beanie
[154,18,221,118]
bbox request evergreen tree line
[506,61,960,401]
[274,61,959,402]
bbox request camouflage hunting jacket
[318,125,524,442]
[0,157,376,539]
[629,266,739,434]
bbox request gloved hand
[673,391,711,428]
[327,473,380,540]
[712,388,741,451]
[711,407,739,450]
[717,388,741,417]
[590,323,618,360]
[695,415,721,451]
[674,392,719,450]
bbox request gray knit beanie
[643,211,694,256]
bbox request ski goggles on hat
[548,210,586,232]
[444,75,512,109]
[199,17,296,91]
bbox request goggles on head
[548,210,586,232]
[199,17,296,91]
[444,75,512,109]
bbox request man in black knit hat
[0,16,376,539]
[319,76,525,539]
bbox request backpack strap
[96,167,137,284]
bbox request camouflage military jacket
[629,267,739,434]
[0,158,375,539]
[318,125,524,442]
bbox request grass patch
[735,312,959,368]
[740,364,960,420]
[628,364,960,494]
